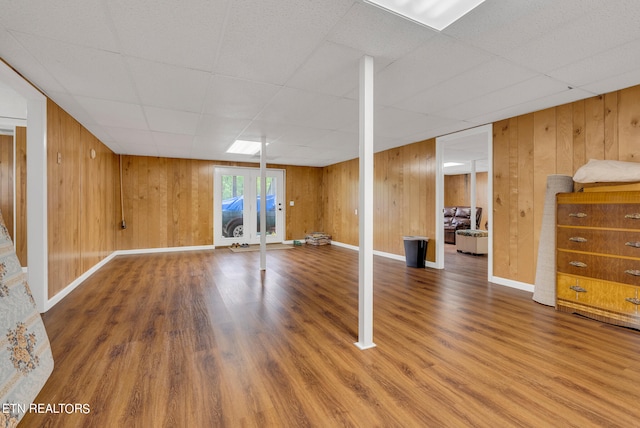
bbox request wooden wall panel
[585,96,605,161]
[0,134,13,244]
[444,175,466,207]
[322,139,437,262]
[117,156,213,250]
[47,99,118,298]
[492,84,640,285]
[604,92,619,160]
[531,108,553,285]
[492,120,512,279]
[80,128,118,272]
[284,165,323,240]
[15,127,27,265]
[48,100,82,297]
[618,85,640,162]
[116,157,321,250]
[443,172,488,230]
[556,104,573,175]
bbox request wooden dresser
[556,191,640,329]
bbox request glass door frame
[213,166,285,247]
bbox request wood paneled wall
[116,157,324,250]
[444,172,488,229]
[47,99,118,297]
[284,165,324,239]
[15,127,26,264]
[0,134,14,243]
[493,85,640,285]
[0,129,28,266]
[322,139,437,262]
[116,156,214,249]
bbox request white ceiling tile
[194,115,251,152]
[580,67,640,95]
[374,34,493,106]
[286,42,363,97]
[144,106,200,134]
[254,87,340,125]
[75,96,148,129]
[274,125,333,147]
[548,37,640,88]
[152,132,194,148]
[445,0,603,56]
[202,76,281,119]
[233,120,290,144]
[2,0,640,167]
[102,127,155,146]
[395,58,537,114]
[106,0,227,71]
[127,58,211,113]
[12,32,137,103]
[0,0,117,51]
[468,87,595,125]
[297,98,358,131]
[438,76,571,121]
[328,2,436,61]
[214,0,354,85]
[503,3,640,73]
[374,107,451,139]
[0,29,67,93]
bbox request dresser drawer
[557,203,640,229]
[557,227,640,257]
[557,251,640,286]
[557,274,640,315]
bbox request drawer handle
[569,213,587,218]
[570,285,587,293]
[569,261,587,268]
[625,213,640,220]
[569,237,587,243]
[624,269,640,277]
[626,297,640,305]
[625,241,640,248]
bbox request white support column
[260,137,267,271]
[355,55,376,350]
[470,160,477,230]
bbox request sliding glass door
[214,167,284,246]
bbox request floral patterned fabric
[0,210,53,426]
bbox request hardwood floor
[22,245,640,427]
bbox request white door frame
[435,124,493,279]
[213,166,285,246]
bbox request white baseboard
[489,276,534,293]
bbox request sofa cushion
[455,207,472,218]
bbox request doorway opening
[435,124,493,280]
[213,166,285,246]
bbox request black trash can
[403,236,429,268]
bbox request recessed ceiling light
[227,140,262,155]
[444,162,464,168]
[363,0,485,31]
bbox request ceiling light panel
[363,0,485,31]
[227,140,262,155]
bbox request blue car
[221,195,277,238]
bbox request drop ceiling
[1,0,640,167]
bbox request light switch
[289,201,294,206]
